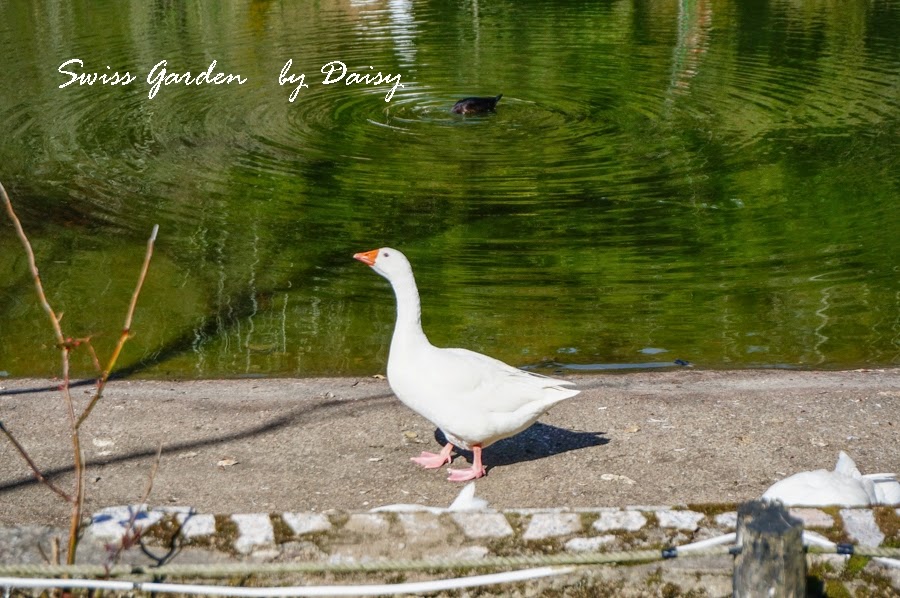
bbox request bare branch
[0,421,73,503]
[77,224,159,428]
[0,182,66,347]
[1,181,85,564]
[62,346,85,566]
[141,441,164,505]
[3,181,160,567]
[103,443,164,570]
[82,337,103,376]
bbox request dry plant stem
[0,422,72,502]
[105,443,164,569]
[143,442,163,501]
[64,347,85,567]
[84,338,102,375]
[76,224,159,428]
[0,182,65,345]
[1,182,83,564]
[71,336,102,375]
[3,181,160,567]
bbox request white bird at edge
[762,451,900,507]
[353,247,581,482]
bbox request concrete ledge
[54,504,900,559]
[2,504,899,595]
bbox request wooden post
[733,500,806,597]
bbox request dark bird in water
[451,94,503,115]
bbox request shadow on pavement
[0,392,396,495]
[433,422,607,471]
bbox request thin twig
[1,182,85,565]
[72,336,103,376]
[0,182,65,346]
[0,422,72,502]
[103,443,164,570]
[3,181,160,568]
[141,441,163,504]
[77,224,158,428]
[62,346,84,566]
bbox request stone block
[592,509,647,532]
[655,509,705,531]
[565,535,617,552]
[283,512,332,536]
[451,512,513,539]
[715,512,738,529]
[788,508,834,529]
[176,512,216,538]
[840,509,885,547]
[523,512,582,540]
[88,505,163,541]
[397,512,456,543]
[231,514,274,554]
[344,513,390,535]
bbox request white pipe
[676,533,736,553]
[803,531,837,549]
[1,566,574,597]
[675,530,900,571]
[802,531,900,570]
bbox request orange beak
[353,249,379,266]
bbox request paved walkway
[2,368,899,593]
[1,369,898,525]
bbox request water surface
[0,0,898,378]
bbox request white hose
[675,532,736,554]
[803,531,900,570]
[1,566,574,597]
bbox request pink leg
[447,445,486,482]
[411,442,454,469]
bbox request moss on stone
[269,513,294,545]
[579,511,599,530]
[842,554,871,578]
[213,515,239,554]
[824,578,853,598]
[139,513,180,547]
[818,507,849,544]
[858,568,900,596]
[872,506,900,548]
[660,581,684,597]
[645,566,664,586]
[684,503,737,518]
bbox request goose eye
[382,251,390,258]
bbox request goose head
[353,247,413,283]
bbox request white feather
[371,482,488,513]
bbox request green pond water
[0,0,898,379]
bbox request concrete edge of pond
[1,502,899,595]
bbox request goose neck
[390,273,426,340]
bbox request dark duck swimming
[451,94,502,115]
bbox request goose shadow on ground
[434,422,607,469]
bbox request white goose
[354,247,580,481]
[762,451,900,507]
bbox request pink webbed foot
[446,445,486,482]
[446,465,486,482]
[410,442,454,469]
